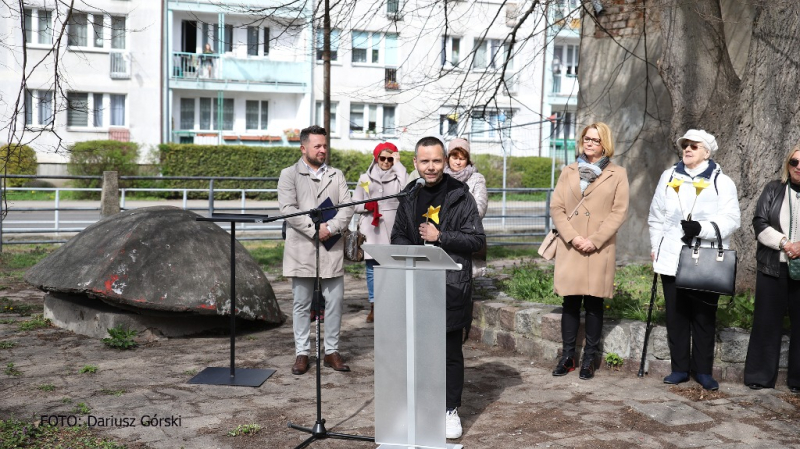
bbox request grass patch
[227,423,262,437]
[79,365,98,374]
[102,326,138,350]
[1,297,36,315]
[0,418,127,449]
[37,383,56,392]
[73,402,91,414]
[0,318,17,324]
[496,262,753,329]
[5,362,21,376]
[243,242,285,272]
[344,262,365,278]
[487,245,538,261]
[183,368,198,376]
[18,314,51,331]
[0,340,16,349]
[100,389,126,396]
[0,245,54,270]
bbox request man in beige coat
[278,125,354,375]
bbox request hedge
[1,144,37,187]
[67,140,141,199]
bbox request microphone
[408,177,425,199]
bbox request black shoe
[747,383,764,390]
[790,386,800,394]
[579,356,596,380]
[552,356,575,376]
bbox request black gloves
[681,220,701,245]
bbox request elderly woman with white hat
[445,138,488,277]
[647,129,741,391]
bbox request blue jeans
[366,259,379,303]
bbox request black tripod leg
[294,434,318,449]
[325,431,375,441]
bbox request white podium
[363,244,464,449]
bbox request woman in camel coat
[550,122,629,380]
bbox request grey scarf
[577,155,609,193]
[444,164,476,183]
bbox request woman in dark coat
[744,142,800,393]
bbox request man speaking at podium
[391,136,486,439]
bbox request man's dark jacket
[391,174,486,332]
[753,179,787,277]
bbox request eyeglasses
[583,137,601,145]
[683,143,702,150]
[378,156,394,163]
[790,158,799,167]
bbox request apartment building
[541,0,581,159]
[0,0,162,163]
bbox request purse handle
[693,221,724,257]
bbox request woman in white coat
[648,129,741,391]
[353,142,407,322]
[445,138,488,277]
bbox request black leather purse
[675,222,737,296]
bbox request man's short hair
[300,125,327,145]
[414,136,446,158]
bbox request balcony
[385,68,399,90]
[110,51,130,79]
[170,52,309,93]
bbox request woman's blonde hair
[781,141,800,184]
[579,122,615,158]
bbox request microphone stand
[279,184,420,449]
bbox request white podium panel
[365,244,463,449]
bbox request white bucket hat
[676,129,718,154]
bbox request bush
[0,144,37,187]
[67,140,140,199]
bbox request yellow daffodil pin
[666,178,684,194]
[422,205,441,224]
[359,180,370,195]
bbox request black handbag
[675,222,737,296]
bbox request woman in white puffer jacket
[648,129,740,391]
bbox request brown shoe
[291,355,310,375]
[323,352,351,372]
[366,304,374,323]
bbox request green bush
[509,156,558,188]
[67,140,140,199]
[0,144,37,187]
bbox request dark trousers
[561,295,604,359]
[662,275,719,374]
[744,266,800,388]
[446,329,464,409]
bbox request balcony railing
[385,68,399,90]
[171,52,308,86]
[110,51,130,79]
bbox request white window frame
[68,12,127,52]
[245,100,269,131]
[179,98,195,130]
[66,92,126,130]
[24,89,55,128]
[470,109,513,141]
[351,31,397,67]
[23,8,54,46]
[439,111,459,137]
[315,29,340,62]
[473,38,512,71]
[550,110,576,141]
[348,103,397,138]
[315,101,339,136]
[441,36,462,68]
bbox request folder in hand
[318,197,341,251]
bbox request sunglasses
[790,158,799,167]
[683,143,702,151]
[378,156,394,163]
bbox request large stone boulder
[25,206,283,323]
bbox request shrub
[0,144,37,187]
[67,140,140,199]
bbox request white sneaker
[445,408,462,439]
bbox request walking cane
[638,273,659,377]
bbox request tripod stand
[284,182,423,448]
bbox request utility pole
[322,0,332,162]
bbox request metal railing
[1,175,552,248]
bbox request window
[553,44,579,77]
[247,27,259,56]
[24,9,32,44]
[470,110,512,140]
[315,101,338,134]
[213,24,233,52]
[349,103,396,135]
[315,29,340,61]
[110,94,125,126]
[24,90,52,127]
[439,113,458,137]
[246,100,268,130]
[26,9,53,45]
[67,92,89,127]
[387,0,400,15]
[179,98,195,130]
[474,39,511,70]
[550,111,576,141]
[92,14,104,47]
[351,31,397,65]
[441,36,461,67]
[68,13,88,47]
[38,10,52,44]
[201,98,234,130]
[111,16,125,49]
[263,27,270,55]
[93,94,103,127]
